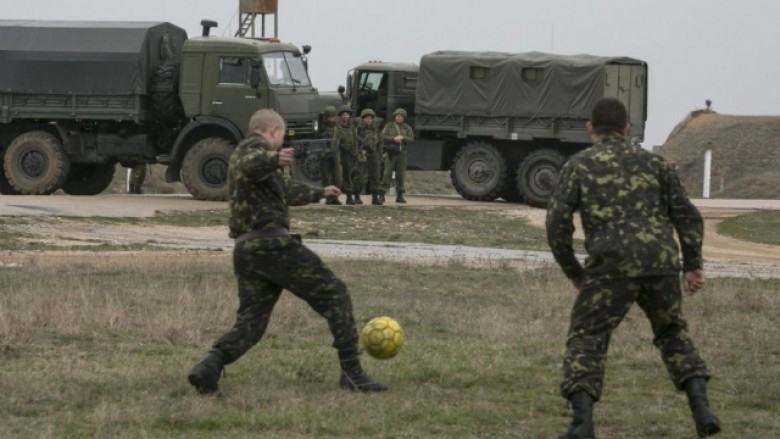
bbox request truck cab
[166,33,322,200]
[345,62,418,124]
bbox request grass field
[1,252,778,438]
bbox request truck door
[209,56,270,134]
[356,71,388,119]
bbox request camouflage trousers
[211,234,359,365]
[561,275,710,400]
[319,151,342,188]
[380,151,406,193]
[355,151,381,194]
[339,150,356,193]
[130,164,147,185]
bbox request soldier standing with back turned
[379,108,414,203]
[546,98,720,438]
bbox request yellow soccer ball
[360,316,404,359]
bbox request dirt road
[2,194,780,277]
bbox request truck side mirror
[250,69,261,89]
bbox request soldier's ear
[585,121,594,136]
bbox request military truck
[0,19,321,199]
[343,51,648,206]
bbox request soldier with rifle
[379,108,414,203]
[334,105,360,205]
[355,108,383,205]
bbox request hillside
[655,110,780,199]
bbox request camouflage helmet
[323,105,337,117]
[360,108,376,118]
[393,108,407,118]
[337,105,352,116]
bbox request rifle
[286,138,333,158]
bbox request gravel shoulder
[2,194,780,278]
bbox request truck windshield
[262,52,311,88]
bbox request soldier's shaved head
[249,109,285,135]
[589,98,628,135]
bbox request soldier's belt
[235,226,289,244]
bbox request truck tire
[291,151,322,186]
[518,148,567,208]
[450,141,508,201]
[181,137,234,201]
[61,163,117,195]
[0,154,21,195]
[151,63,182,121]
[4,131,70,195]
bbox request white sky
[3,0,779,148]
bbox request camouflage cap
[393,108,407,118]
[337,105,352,115]
[323,105,337,117]
[360,108,376,118]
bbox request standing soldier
[379,108,414,203]
[319,106,342,205]
[356,108,383,205]
[546,98,720,438]
[334,105,359,205]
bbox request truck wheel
[518,148,567,208]
[181,137,234,201]
[151,63,182,121]
[0,153,21,195]
[4,131,70,195]
[61,163,117,195]
[449,141,508,201]
[291,151,322,186]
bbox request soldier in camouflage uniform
[356,108,383,205]
[333,105,359,205]
[319,105,342,205]
[379,108,414,203]
[546,98,720,438]
[187,109,387,396]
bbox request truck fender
[165,116,243,183]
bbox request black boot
[371,192,383,205]
[395,189,406,204]
[559,391,595,439]
[354,193,363,205]
[188,349,225,396]
[338,351,387,392]
[684,378,721,437]
[345,194,355,205]
[379,191,386,203]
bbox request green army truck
[344,51,648,206]
[0,19,321,200]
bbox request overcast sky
[4,0,779,148]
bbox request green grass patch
[0,255,777,438]
[716,210,780,245]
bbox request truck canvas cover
[416,50,645,118]
[0,20,187,95]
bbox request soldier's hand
[323,185,341,199]
[278,148,295,167]
[394,135,403,144]
[570,276,583,292]
[683,269,705,295]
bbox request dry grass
[0,254,778,438]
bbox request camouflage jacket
[356,122,381,154]
[545,135,703,279]
[334,120,358,156]
[227,134,324,238]
[381,122,414,153]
